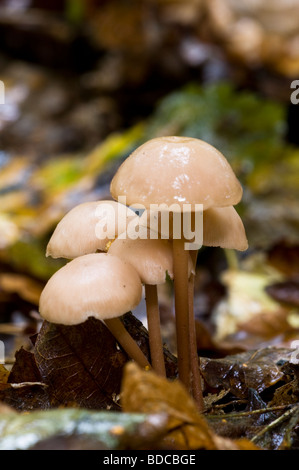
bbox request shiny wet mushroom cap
[110,136,243,210]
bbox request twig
[251,405,299,444]
[207,404,293,420]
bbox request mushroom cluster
[39,136,248,411]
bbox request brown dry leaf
[0,351,50,410]
[34,318,128,410]
[34,313,178,410]
[121,362,260,450]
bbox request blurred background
[0,0,299,363]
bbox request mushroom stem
[145,284,166,377]
[172,237,191,391]
[104,317,150,369]
[188,257,204,412]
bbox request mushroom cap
[109,222,195,284]
[46,200,137,260]
[203,206,248,251]
[109,234,174,285]
[110,136,243,210]
[39,253,143,325]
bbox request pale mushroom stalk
[144,284,166,377]
[188,249,204,411]
[172,237,191,391]
[104,317,150,369]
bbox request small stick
[251,405,299,444]
[188,268,204,412]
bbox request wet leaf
[200,348,293,399]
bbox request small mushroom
[110,136,243,405]
[39,253,150,369]
[46,200,137,260]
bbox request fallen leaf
[34,317,128,410]
[200,348,293,398]
[121,362,260,450]
[34,314,177,410]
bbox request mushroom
[39,253,150,369]
[110,136,243,406]
[46,200,137,260]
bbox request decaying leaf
[34,318,129,410]
[200,348,294,399]
[33,313,177,410]
[121,362,259,450]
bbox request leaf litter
[0,83,299,449]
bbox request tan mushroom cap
[110,136,243,210]
[109,235,173,285]
[46,200,137,260]
[109,225,195,284]
[39,253,143,325]
[203,206,248,251]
